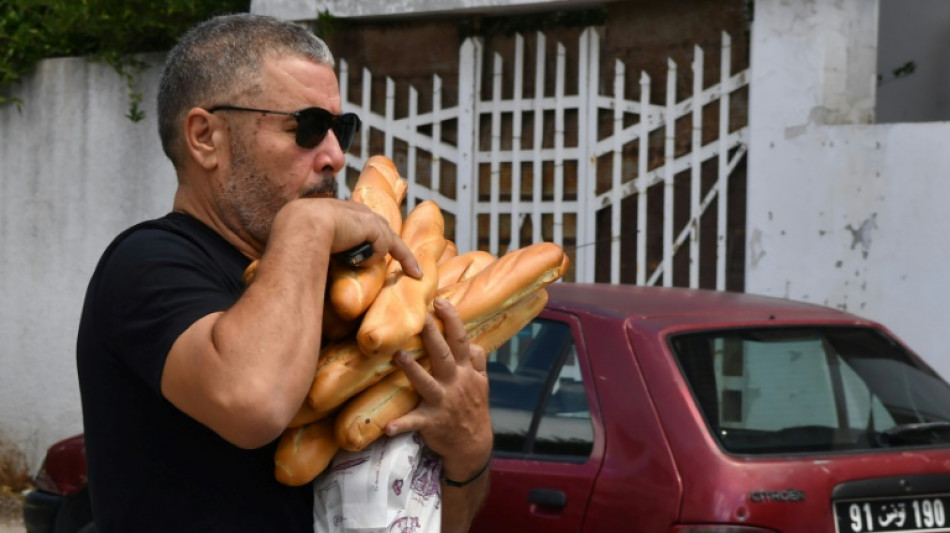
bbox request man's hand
[385,297,493,531]
[270,197,422,278]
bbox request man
[77,13,491,532]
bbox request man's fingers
[432,298,470,366]
[395,350,442,404]
[360,209,420,278]
[384,409,425,437]
[332,203,421,278]
[470,344,487,373]
[420,312,457,380]
[384,231,422,278]
[386,352,438,435]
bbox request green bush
[0,0,250,120]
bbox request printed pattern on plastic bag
[313,432,442,533]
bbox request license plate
[835,495,950,532]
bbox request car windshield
[671,326,950,455]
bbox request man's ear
[183,108,224,170]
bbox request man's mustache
[300,176,338,199]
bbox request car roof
[545,282,860,326]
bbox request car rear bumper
[23,489,62,533]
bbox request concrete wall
[746,0,950,378]
[0,54,176,468]
[877,0,950,123]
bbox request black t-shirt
[76,212,312,532]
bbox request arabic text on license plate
[835,495,950,532]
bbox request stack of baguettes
[245,155,569,486]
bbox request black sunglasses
[206,105,361,151]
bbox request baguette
[364,155,407,204]
[274,418,340,486]
[327,261,389,322]
[278,242,565,483]
[295,340,366,426]
[242,260,259,286]
[349,168,403,233]
[320,296,357,341]
[438,240,458,266]
[306,241,568,421]
[437,242,567,324]
[328,158,408,321]
[334,288,549,452]
[288,396,322,429]
[333,357,433,452]
[356,200,446,357]
[437,250,496,290]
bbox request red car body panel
[32,434,87,496]
[473,310,602,532]
[472,283,950,532]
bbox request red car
[25,284,950,532]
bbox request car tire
[52,487,94,533]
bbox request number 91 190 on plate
[835,495,950,532]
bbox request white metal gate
[338,27,749,288]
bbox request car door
[470,310,602,532]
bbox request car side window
[487,318,594,460]
[673,326,950,454]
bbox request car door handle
[529,488,566,509]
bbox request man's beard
[220,141,338,244]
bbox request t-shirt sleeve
[90,227,242,393]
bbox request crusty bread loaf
[242,260,259,286]
[321,296,357,341]
[267,155,571,486]
[303,340,368,423]
[306,338,413,422]
[306,241,568,421]
[438,240,458,266]
[274,418,340,486]
[328,158,407,321]
[364,155,407,204]
[327,261,389,322]
[279,289,555,483]
[349,168,403,234]
[437,242,567,326]
[288,396,322,429]
[334,288,549,452]
[356,200,446,357]
[333,357,433,453]
[437,250,496,290]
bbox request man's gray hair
[157,13,335,167]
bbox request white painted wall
[877,0,950,123]
[0,54,176,467]
[747,0,950,378]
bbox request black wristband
[443,458,491,488]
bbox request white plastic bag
[313,432,442,532]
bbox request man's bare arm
[161,198,419,448]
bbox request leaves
[0,0,251,118]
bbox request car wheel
[52,487,94,533]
